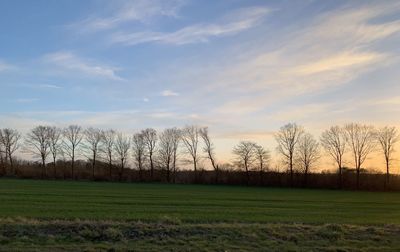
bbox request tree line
[0,123,398,190]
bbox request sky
[1,0,400,171]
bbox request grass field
[0,178,399,251]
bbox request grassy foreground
[1,179,400,224]
[0,218,399,252]
[0,179,399,251]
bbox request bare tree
[157,128,181,183]
[142,128,157,180]
[376,126,399,188]
[48,126,62,178]
[233,141,257,185]
[115,133,130,181]
[158,129,176,182]
[296,133,320,186]
[132,132,146,181]
[0,142,4,175]
[170,128,181,183]
[63,125,83,179]
[320,126,346,188]
[255,144,270,184]
[0,128,21,175]
[84,127,103,180]
[199,127,219,183]
[181,125,200,181]
[25,126,52,178]
[344,123,375,189]
[101,129,116,180]
[275,123,304,186]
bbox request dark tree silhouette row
[0,123,398,191]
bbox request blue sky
[1,0,400,167]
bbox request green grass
[0,219,399,251]
[1,179,400,251]
[0,178,399,224]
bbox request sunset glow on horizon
[1,0,400,172]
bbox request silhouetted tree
[48,126,62,178]
[0,128,21,175]
[132,132,146,181]
[344,123,375,189]
[158,129,176,182]
[296,133,320,186]
[376,126,399,188]
[63,125,83,179]
[255,144,270,184]
[233,141,257,185]
[142,128,157,180]
[101,129,116,180]
[25,126,52,178]
[115,133,130,181]
[199,127,219,183]
[275,123,304,186]
[320,126,347,188]
[0,142,4,175]
[181,125,200,182]
[170,128,181,183]
[84,127,103,180]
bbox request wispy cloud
[3,109,200,133]
[38,84,62,89]
[0,60,15,72]
[43,51,123,81]
[110,6,271,46]
[289,51,385,76]
[202,3,400,116]
[161,90,179,96]
[218,130,275,140]
[70,0,186,33]
[14,98,39,103]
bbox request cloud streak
[14,98,39,103]
[161,90,179,97]
[289,51,385,76]
[38,84,62,89]
[0,60,15,72]
[70,0,186,33]
[43,52,124,81]
[201,3,400,116]
[110,6,271,46]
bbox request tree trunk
[41,156,46,179]
[0,154,4,176]
[193,158,197,183]
[53,156,57,178]
[150,152,154,180]
[167,164,170,183]
[109,159,112,181]
[385,159,390,190]
[215,165,219,184]
[304,167,308,187]
[92,153,96,181]
[119,160,124,182]
[9,153,15,176]
[356,166,360,190]
[289,157,293,187]
[139,160,143,182]
[173,154,177,184]
[71,150,75,180]
[245,161,249,186]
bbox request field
[0,179,399,251]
